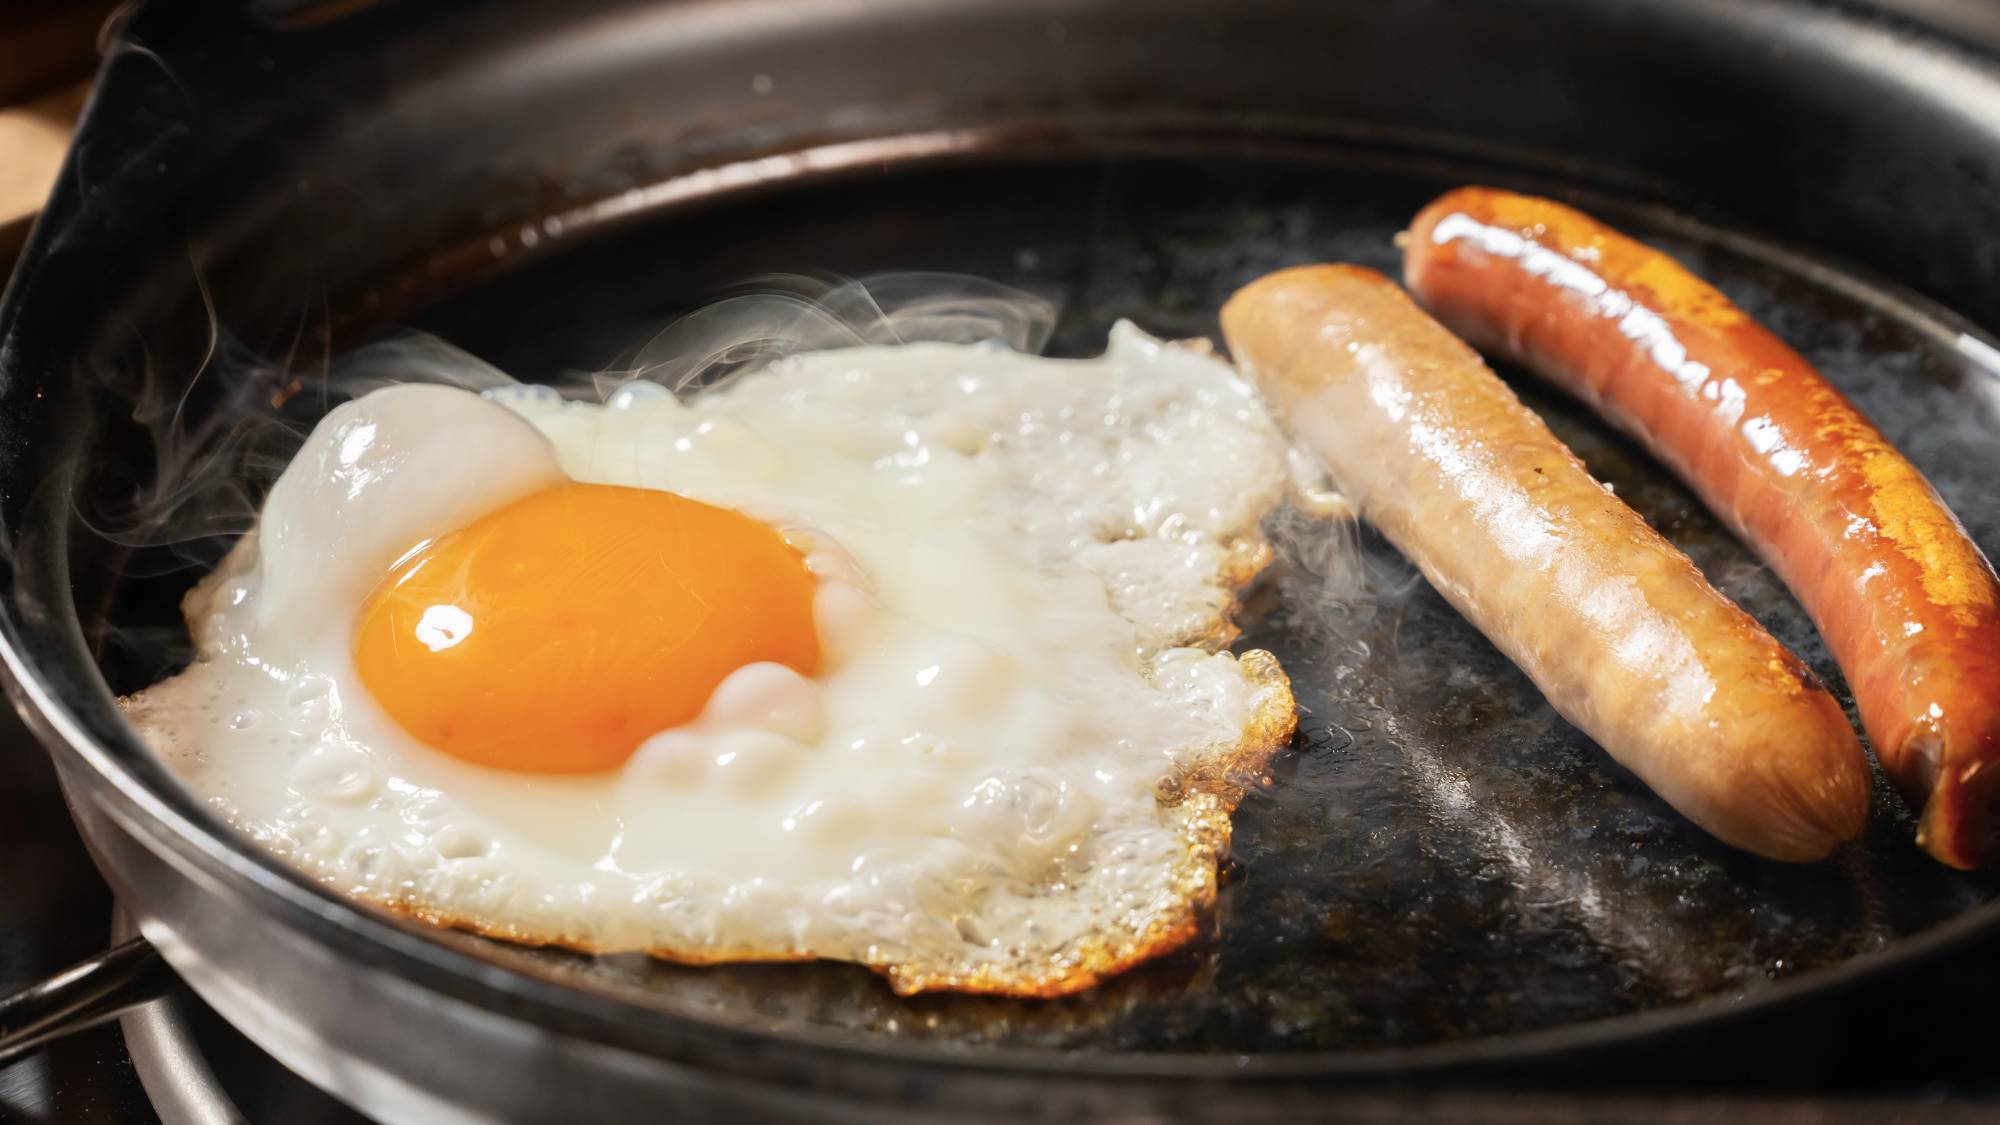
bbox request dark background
[10,0,2000,1120]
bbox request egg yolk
[354,483,821,774]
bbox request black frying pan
[4,0,2000,1119]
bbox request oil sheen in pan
[313,153,2000,1052]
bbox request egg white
[122,322,1297,995]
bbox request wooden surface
[0,1,113,107]
[1,2,106,273]
[2,83,87,219]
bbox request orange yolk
[354,483,821,774]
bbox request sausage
[1404,187,2000,869]
[1222,264,1869,862]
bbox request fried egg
[122,322,1297,996]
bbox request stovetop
[0,704,367,1124]
[2,702,151,1124]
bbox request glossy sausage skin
[1223,265,1869,862]
[1405,187,2000,868]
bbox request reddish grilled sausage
[1223,264,1869,862]
[1405,186,2000,868]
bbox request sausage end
[1915,723,2000,869]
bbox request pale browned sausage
[1405,187,2000,868]
[1223,264,1869,862]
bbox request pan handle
[0,937,171,1066]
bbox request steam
[83,271,1058,566]
[614,272,1055,398]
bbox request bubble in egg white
[430,825,490,861]
[697,662,825,743]
[626,730,712,787]
[607,381,670,410]
[290,743,379,804]
[705,730,810,798]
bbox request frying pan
[5,0,2000,1119]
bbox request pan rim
[7,122,2000,1088]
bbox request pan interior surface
[94,146,1998,1056]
